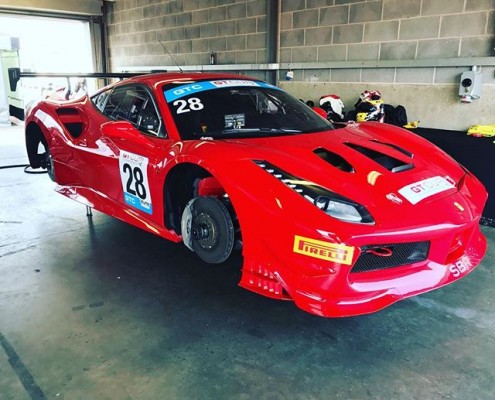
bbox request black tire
[190,197,235,264]
[26,128,46,169]
[42,145,56,182]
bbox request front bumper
[239,220,487,317]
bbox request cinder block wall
[106,0,495,130]
[106,0,267,69]
[278,0,495,130]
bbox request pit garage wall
[106,0,268,72]
[278,0,495,130]
[105,0,495,131]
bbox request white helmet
[319,94,345,120]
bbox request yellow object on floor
[467,124,495,137]
[403,120,420,129]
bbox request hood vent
[314,148,354,172]
[369,139,413,158]
[345,143,414,173]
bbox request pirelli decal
[293,235,354,265]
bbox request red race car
[25,72,487,317]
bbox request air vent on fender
[314,148,354,173]
[56,108,84,138]
[345,142,414,173]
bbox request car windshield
[163,79,333,140]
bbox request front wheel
[181,197,235,264]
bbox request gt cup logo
[398,176,456,205]
[119,150,153,214]
[293,235,354,265]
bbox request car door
[92,83,169,221]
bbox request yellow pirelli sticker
[293,235,354,265]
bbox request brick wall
[279,0,495,83]
[106,0,495,130]
[278,0,495,129]
[106,0,267,69]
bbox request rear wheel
[42,145,56,182]
[181,197,234,264]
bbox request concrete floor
[1,124,495,400]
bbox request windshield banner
[164,80,279,102]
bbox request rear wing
[7,68,158,92]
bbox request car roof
[123,71,260,86]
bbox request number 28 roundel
[118,150,153,214]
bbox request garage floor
[1,124,495,400]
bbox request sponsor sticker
[119,150,153,214]
[293,235,354,265]
[449,256,470,278]
[386,193,403,204]
[398,176,455,205]
[224,113,245,128]
[210,80,260,87]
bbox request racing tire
[43,145,56,182]
[188,197,235,264]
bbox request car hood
[198,122,473,227]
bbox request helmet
[319,94,345,121]
[355,90,385,122]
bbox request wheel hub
[192,212,217,249]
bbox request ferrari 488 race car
[25,72,487,317]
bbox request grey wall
[106,0,495,130]
[107,0,267,70]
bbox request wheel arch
[163,162,213,234]
[162,161,243,238]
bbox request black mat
[411,127,494,225]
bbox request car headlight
[314,196,363,222]
[254,160,374,224]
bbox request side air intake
[56,108,84,138]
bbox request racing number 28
[173,98,204,114]
[123,163,147,199]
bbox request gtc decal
[293,235,354,264]
[398,176,455,205]
[119,150,153,214]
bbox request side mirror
[101,120,153,148]
[102,120,138,140]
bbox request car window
[163,79,333,140]
[92,89,111,112]
[93,84,165,137]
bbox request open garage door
[0,0,107,120]
[0,14,97,117]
